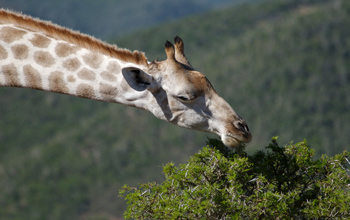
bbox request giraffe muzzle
[233,119,251,141]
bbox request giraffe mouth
[221,133,245,148]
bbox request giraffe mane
[0,9,148,66]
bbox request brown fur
[76,84,95,99]
[30,33,51,48]
[0,26,26,43]
[54,42,79,57]
[67,75,76,82]
[2,63,19,86]
[63,58,82,71]
[33,51,55,67]
[100,83,118,100]
[0,9,148,65]
[100,71,118,82]
[82,52,103,69]
[49,71,69,94]
[0,44,8,59]
[187,71,216,95]
[78,68,96,81]
[23,65,42,89]
[11,44,29,60]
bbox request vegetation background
[0,0,349,219]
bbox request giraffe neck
[0,22,151,110]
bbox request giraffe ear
[122,67,159,92]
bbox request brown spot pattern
[0,44,8,60]
[83,52,103,69]
[30,34,51,48]
[187,72,213,95]
[107,61,121,73]
[67,75,76,82]
[55,42,79,57]
[34,51,55,67]
[0,26,27,43]
[76,84,95,99]
[100,71,117,82]
[0,11,148,65]
[78,68,95,81]
[63,58,81,71]
[11,44,29,60]
[120,80,130,91]
[49,71,68,94]
[100,83,118,101]
[23,65,42,89]
[1,64,20,86]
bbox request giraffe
[0,9,251,147]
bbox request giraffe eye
[176,94,197,103]
[177,95,189,101]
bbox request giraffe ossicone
[0,9,251,147]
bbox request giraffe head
[122,37,251,147]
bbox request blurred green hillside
[117,0,350,156]
[1,0,350,219]
[0,0,242,40]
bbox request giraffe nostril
[244,123,250,132]
[234,120,249,133]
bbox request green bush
[120,138,350,219]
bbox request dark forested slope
[0,0,241,40]
[117,0,350,156]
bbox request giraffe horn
[174,36,193,70]
[165,40,176,61]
